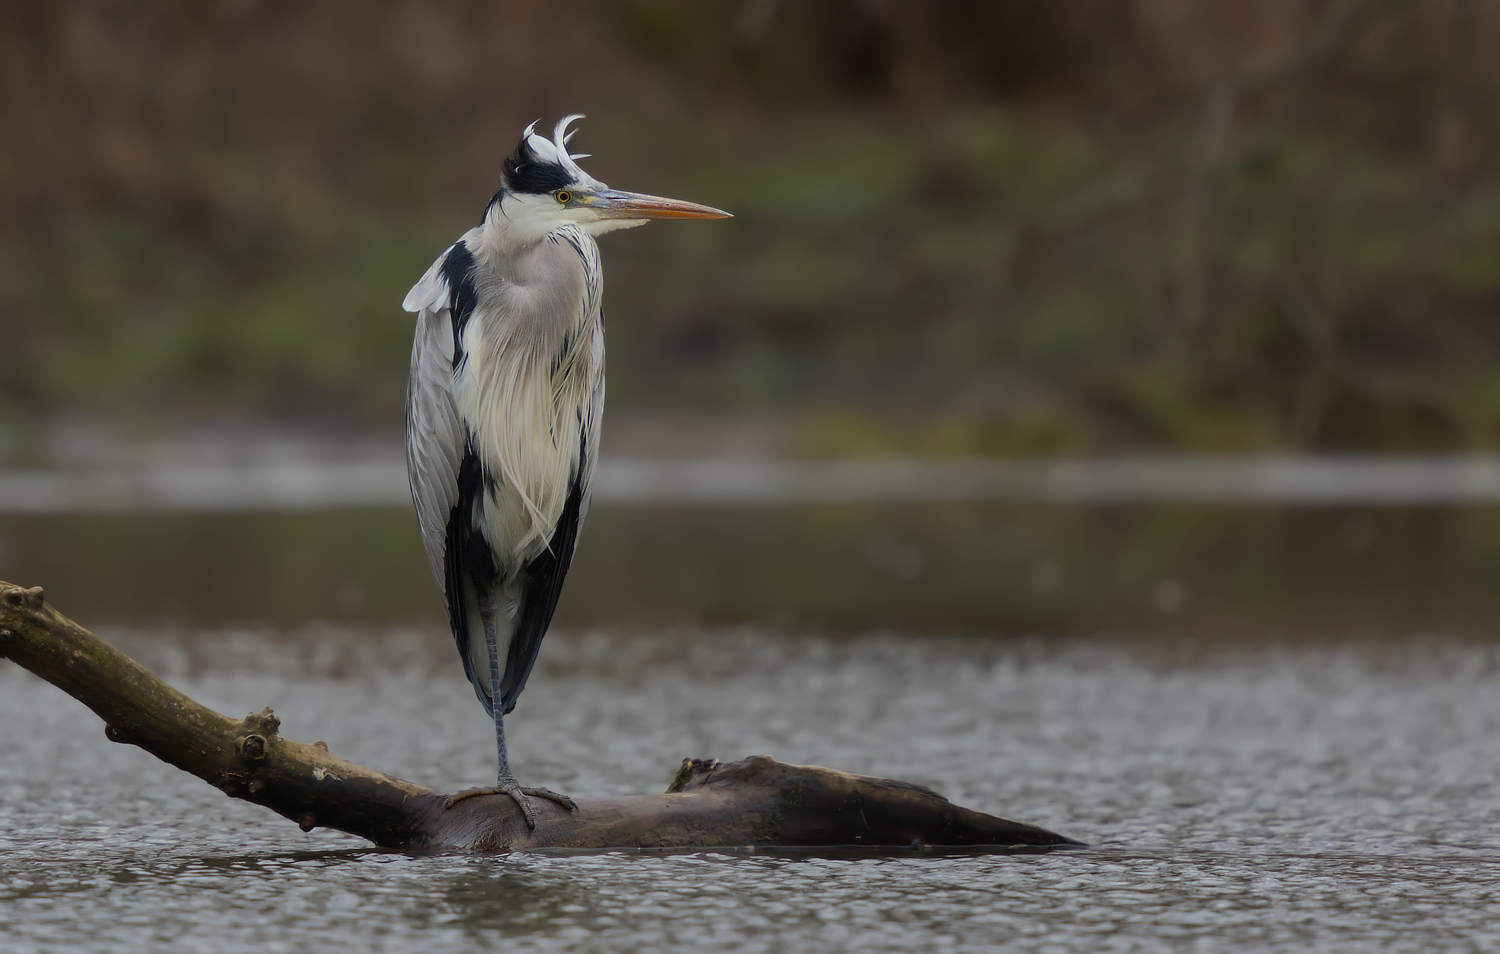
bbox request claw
[443,782,578,830]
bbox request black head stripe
[502,134,574,195]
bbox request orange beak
[586,189,732,221]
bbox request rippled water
[3,625,1499,952]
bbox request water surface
[3,624,1497,952]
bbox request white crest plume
[518,114,599,187]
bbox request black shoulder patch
[441,243,478,369]
[502,134,574,195]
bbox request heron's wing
[403,246,464,604]
[497,318,604,715]
[407,241,501,713]
[403,250,451,314]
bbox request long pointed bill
[587,189,731,221]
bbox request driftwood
[0,580,1083,853]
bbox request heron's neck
[474,193,642,266]
[474,207,524,262]
[476,197,566,263]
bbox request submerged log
[0,580,1082,852]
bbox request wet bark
[0,580,1083,853]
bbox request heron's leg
[445,589,577,827]
[483,592,515,784]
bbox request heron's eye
[555,191,572,204]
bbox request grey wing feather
[579,316,605,519]
[404,254,463,603]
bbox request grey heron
[402,115,729,827]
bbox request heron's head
[489,115,730,247]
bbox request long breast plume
[458,244,597,567]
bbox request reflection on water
[3,624,1498,952]
[4,502,1500,634]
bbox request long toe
[521,786,578,812]
[442,783,576,829]
[498,784,540,830]
[444,787,497,809]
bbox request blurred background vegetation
[2,0,1498,463]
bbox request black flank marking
[441,243,479,370]
[502,134,574,195]
[497,438,589,715]
[444,441,501,715]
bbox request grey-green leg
[444,590,577,828]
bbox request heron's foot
[444,782,578,830]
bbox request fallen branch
[0,580,1083,852]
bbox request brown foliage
[2,1,1496,450]
[5,0,1493,224]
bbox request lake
[2,502,1499,951]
